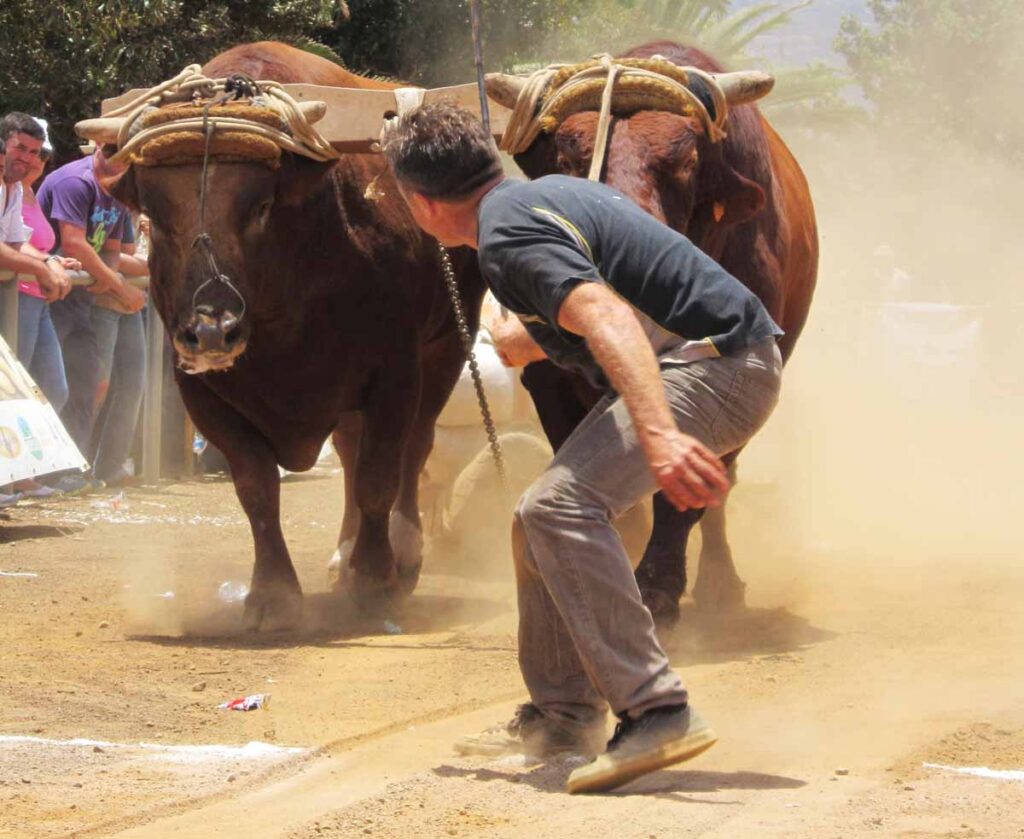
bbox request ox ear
[274,154,338,207]
[709,166,765,228]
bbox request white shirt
[0,182,28,245]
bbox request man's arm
[557,282,730,511]
[484,309,548,367]
[59,223,145,311]
[0,241,70,302]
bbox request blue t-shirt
[477,176,782,384]
[37,156,127,255]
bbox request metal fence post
[142,307,164,483]
[0,279,19,351]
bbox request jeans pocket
[710,370,780,454]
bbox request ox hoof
[395,561,422,596]
[242,586,303,633]
[326,541,355,590]
[639,587,681,628]
[692,573,747,613]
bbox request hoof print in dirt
[242,587,304,633]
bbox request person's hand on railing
[117,282,147,313]
[35,256,72,303]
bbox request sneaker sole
[566,724,718,794]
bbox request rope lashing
[189,103,246,324]
[105,64,340,165]
[498,54,729,182]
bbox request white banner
[0,335,86,484]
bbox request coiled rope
[499,54,728,181]
[104,64,340,164]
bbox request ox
[88,42,485,631]
[486,41,818,623]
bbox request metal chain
[437,244,506,485]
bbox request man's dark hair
[381,102,502,200]
[0,112,45,144]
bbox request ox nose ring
[183,307,244,353]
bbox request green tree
[324,1,596,85]
[0,1,346,161]
[836,0,1024,161]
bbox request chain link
[437,245,507,485]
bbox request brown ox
[101,42,484,631]
[486,41,818,622]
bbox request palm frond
[289,35,348,68]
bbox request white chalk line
[0,735,308,763]
[924,762,1024,781]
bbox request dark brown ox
[102,42,485,631]
[486,41,818,623]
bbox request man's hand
[117,283,147,313]
[34,259,71,303]
[645,429,730,511]
[483,303,548,366]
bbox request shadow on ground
[661,603,836,665]
[433,760,806,797]
[127,589,514,651]
[0,522,84,543]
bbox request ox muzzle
[175,303,248,375]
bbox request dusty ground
[1,460,1022,839]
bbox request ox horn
[712,71,775,106]
[75,116,128,146]
[484,73,528,109]
[297,100,327,124]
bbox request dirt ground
[1,453,1023,839]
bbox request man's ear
[274,153,337,206]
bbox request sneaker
[566,704,717,794]
[13,479,60,499]
[455,703,601,758]
[49,474,106,496]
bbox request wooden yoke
[99,83,512,154]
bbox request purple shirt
[37,156,127,255]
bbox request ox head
[85,117,334,376]
[486,67,774,251]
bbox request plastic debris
[383,619,403,635]
[0,571,39,578]
[217,581,249,604]
[218,693,271,711]
[154,591,175,599]
[91,491,127,513]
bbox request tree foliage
[0,1,346,161]
[836,0,1024,161]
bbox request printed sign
[0,335,86,483]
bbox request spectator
[0,113,74,499]
[38,146,147,493]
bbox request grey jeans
[513,338,782,726]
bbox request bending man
[382,103,782,794]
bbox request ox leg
[393,333,468,595]
[633,494,703,627]
[692,459,746,612]
[337,365,419,605]
[326,412,363,589]
[177,377,302,632]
